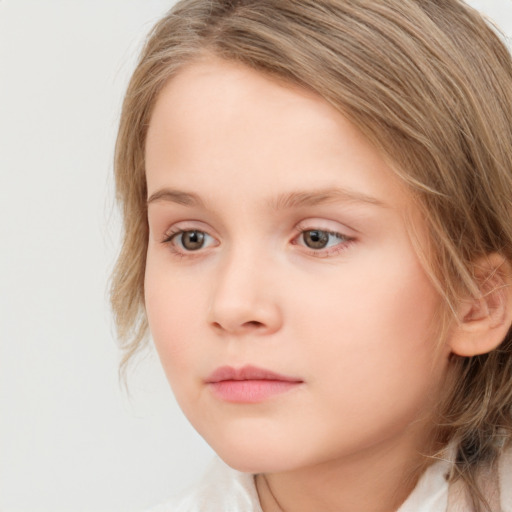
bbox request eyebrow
[147,189,205,207]
[146,187,388,210]
[268,188,388,210]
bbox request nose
[208,249,283,336]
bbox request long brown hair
[111,1,512,508]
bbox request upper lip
[205,365,303,383]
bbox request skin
[144,57,456,512]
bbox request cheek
[144,254,205,376]
[291,246,444,391]
[285,258,446,449]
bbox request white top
[147,449,512,512]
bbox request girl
[111,1,512,510]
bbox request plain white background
[0,1,511,511]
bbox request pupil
[304,230,329,249]
[183,231,204,250]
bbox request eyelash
[291,225,355,258]
[162,228,217,258]
[161,226,355,258]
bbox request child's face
[144,57,452,473]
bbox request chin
[199,424,304,474]
[215,445,297,474]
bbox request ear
[449,253,512,357]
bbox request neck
[255,431,439,512]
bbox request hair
[111,0,512,509]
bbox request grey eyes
[302,230,329,249]
[301,230,345,250]
[174,230,208,251]
[168,229,347,253]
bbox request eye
[302,230,331,249]
[299,230,346,250]
[166,230,216,252]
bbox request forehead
[147,56,352,160]
[145,57,410,212]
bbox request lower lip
[208,379,301,403]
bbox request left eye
[299,230,346,250]
[169,230,215,251]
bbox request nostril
[243,321,264,329]
[212,320,262,328]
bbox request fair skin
[144,57,460,512]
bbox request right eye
[164,230,217,252]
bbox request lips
[206,365,302,383]
[205,365,303,403]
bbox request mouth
[205,365,303,403]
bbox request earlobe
[449,254,512,357]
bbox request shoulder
[450,443,512,512]
[143,447,512,512]
[145,457,262,512]
[500,444,512,511]
[398,442,512,512]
